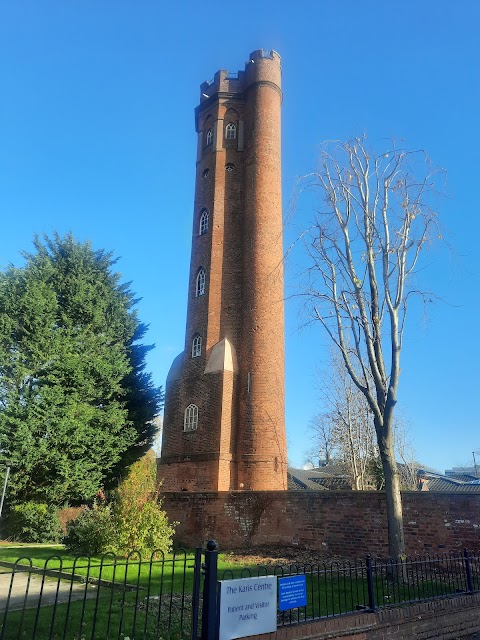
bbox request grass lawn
[1,590,188,640]
[0,544,252,592]
[0,544,277,639]
[0,545,203,639]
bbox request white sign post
[219,576,277,640]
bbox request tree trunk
[377,423,405,559]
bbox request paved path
[0,572,97,612]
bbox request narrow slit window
[225,123,236,140]
[184,404,198,432]
[192,335,202,357]
[196,268,206,297]
[199,209,209,235]
[206,128,213,145]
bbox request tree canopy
[0,232,163,506]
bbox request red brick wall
[246,593,480,639]
[162,491,480,556]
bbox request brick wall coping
[162,489,480,496]
[245,592,480,640]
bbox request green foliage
[0,232,163,506]
[113,451,175,556]
[366,455,386,490]
[7,501,62,542]
[64,452,175,556]
[64,502,117,555]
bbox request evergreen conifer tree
[0,232,162,505]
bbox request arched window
[199,209,209,235]
[225,123,236,140]
[184,404,198,432]
[192,334,202,357]
[206,128,213,145]
[196,268,206,297]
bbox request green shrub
[8,501,62,543]
[64,502,116,554]
[114,495,175,557]
[64,452,175,557]
[113,451,175,556]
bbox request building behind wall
[159,50,288,492]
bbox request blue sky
[1,1,479,473]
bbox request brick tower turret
[159,50,287,491]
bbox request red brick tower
[159,50,287,491]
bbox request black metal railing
[1,545,479,639]
[215,547,480,628]
[0,549,197,640]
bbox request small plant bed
[222,545,358,566]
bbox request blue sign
[278,575,307,611]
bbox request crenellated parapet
[197,50,281,129]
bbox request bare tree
[394,420,419,491]
[309,348,419,491]
[312,348,378,489]
[308,410,339,465]
[299,136,444,558]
